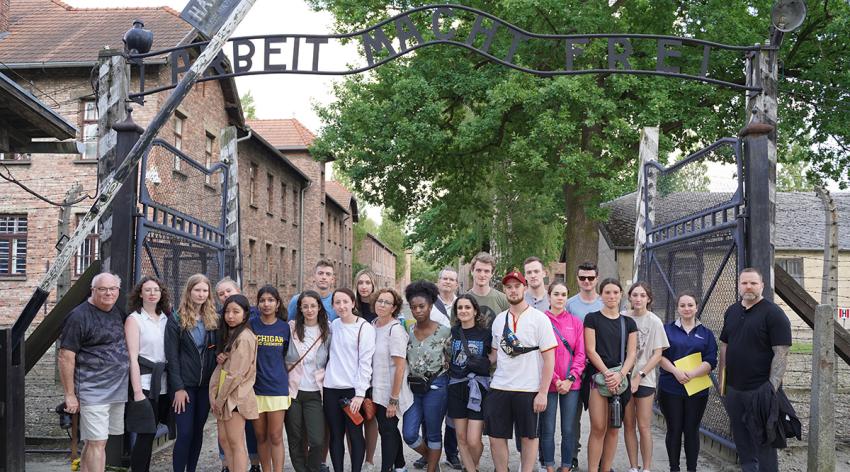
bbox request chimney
[0,0,10,34]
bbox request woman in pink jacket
[539,281,586,472]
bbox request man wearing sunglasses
[485,270,557,472]
[564,261,603,471]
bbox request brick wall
[0,0,10,33]
[238,137,306,303]
[357,234,397,289]
[287,152,326,289]
[325,198,353,288]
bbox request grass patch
[790,342,813,354]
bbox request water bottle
[609,395,622,428]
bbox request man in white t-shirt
[485,269,556,472]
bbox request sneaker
[571,458,578,471]
[364,462,377,472]
[221,468,229,472]
[628,469,640,472]
[320,464,330,472]
[413,456,427,469]
[249,466,262,472]
[446,455,462,470]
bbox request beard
[741,292,759,301]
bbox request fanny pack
[500,314,539,357]
[592,316,629,397]
[408,373,436,395]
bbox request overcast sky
[68,0,353,133]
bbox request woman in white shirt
[125,276,171,472]
[370,288,413,472]
[323,288,376,472]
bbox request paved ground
[27,407,726,471]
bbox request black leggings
[375,403,405,471]
[323,387,365,472]
[658,390,709,472]
[130,393,171,472]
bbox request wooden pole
[814,186,838,311]
[808,304,836,471]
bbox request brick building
[357,232,397,289]
[0,0,313,322]
[246,119,358,288]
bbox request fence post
[741,44,778,299]
[632,126,658,284]
[814,187,838,310]
[221,126,240,284]
[808,304,835,471]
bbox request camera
[55,402,72,430]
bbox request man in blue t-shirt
[288,259,337,321]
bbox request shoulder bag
[592,316,629,397]
[355,320,377,420]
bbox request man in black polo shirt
[719,267,791,472]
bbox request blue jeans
[172,386,210,472]
[403,374,449,450]
[539,391,580,468]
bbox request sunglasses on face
[578,275,597,282]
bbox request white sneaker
[628,468,641,472]
[363,462,376,472]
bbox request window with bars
[267,173,274,214]
[74,214,99,276]
[280,182,288,221]
[0,215,27,276]
[82,100,98,159]
[249,162,258,206]
[291,249,297,284]
[247,239,256,284]
[173,113,185,170]
[777,257,804,288]
[292,188,299,225]
[204,133,214,184]
[279,246,286,286]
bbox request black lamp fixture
[123,19,154,55]
[769,0,807,46]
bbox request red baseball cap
[501,269,527,286]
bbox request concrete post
[808,304,835,471]
[814,186,838,310]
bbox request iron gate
[135,138,231,305]
[636,137,744,446]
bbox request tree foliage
[307,0,849,284]
[240,90,257,119]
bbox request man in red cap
[485,269,557,472]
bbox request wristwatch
[388,397,399,407]
[639,371,647,378]
[566,374,576,382]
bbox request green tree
[308,1,850,293]
[777,145,815,192]
[241,90,257,119]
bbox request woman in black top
[446,294,491,472]
[584,278,637,472]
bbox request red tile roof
[0,0,190,66]
[325,180,358,221]
[246,118,316,149]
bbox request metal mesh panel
[644,229,738,440]
[138,229,222,308]
[143,142,226,229]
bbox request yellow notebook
[673,352,711,396]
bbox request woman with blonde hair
[354,268,380,470]
[165,273,220,472]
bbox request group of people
[58,251,793,472]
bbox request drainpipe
[298,181,311,291]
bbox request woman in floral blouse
[402,280,451,472]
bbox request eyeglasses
[94,287,120,293]
[375,299,395,306]
[577,276,597,282]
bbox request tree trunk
[563,182,599,295]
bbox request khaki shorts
[80,402,125,441]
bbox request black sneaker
[249,466,261,472]
[413,455,427,469]
[320,464,330,472]
[446,455,462,470]
[571,458,578,470]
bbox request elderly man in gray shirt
[59,272,129,472]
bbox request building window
[777,257,804,288]
[74,214,99,276]
[280,183,288,221]
[173,113,185,170]
[292,188,299,225]
[291,249,297,284]
[0,153,30,161]
[0,215,27,276]
[266,242,273,280]
[82,100,98,159]
[247,239,256,284]
[279,246,286,287]
[320,221,325,257]
[204,133,214,184]
[267,173,274,214]
[248,162,258,206]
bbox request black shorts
[447,381,486,420]
[483,389,539,439]
[634,386,656,398]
